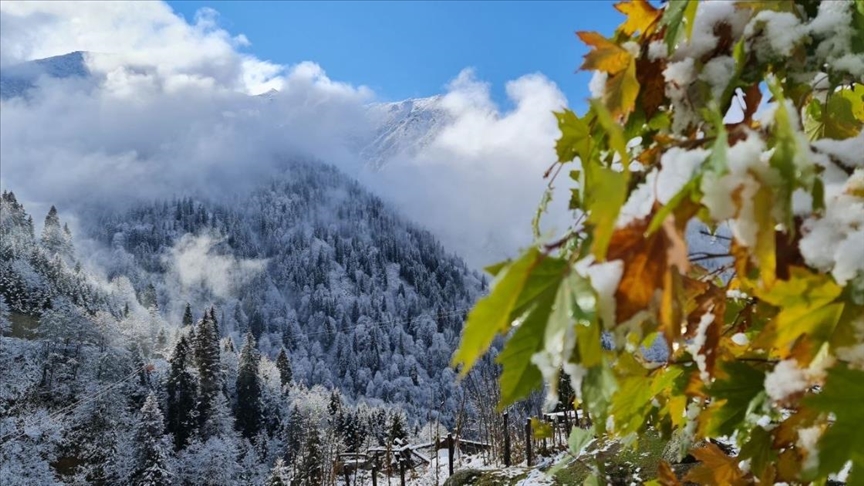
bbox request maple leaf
[577,31,632,74]
[604,59,641,118]
[683,443,746,485]
[606,216,688,324]
[657,461,681,486]
[806,366,864,481]
[753,267,845,362]
[636,51,666,119]
[614,0,661,37]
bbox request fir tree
[265,458,290,486]
[388,412,407,443]
[194,311,222,434]
[40,205,72,258]
[327,389,342,417]
[298,428,323,485]
[284,405,304,463]
[234,332,262,440]
[182,303,193,327]
[131,394,172,486]
[166,336,198,450]
[275,347,292,392]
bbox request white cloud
[363,69,573,266]
[164,234,267,300]
[0,1,574,268]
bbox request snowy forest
[0,160,541,485]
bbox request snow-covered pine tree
[275,346,292,391]
[235,332,263,440]
[194,309,222,434]
[265,458,291,486]
[182,303,193,327]
[297,428,323,486]
[40,206,73,260]
[130,394,172,486]
[166,335,198,450]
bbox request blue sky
[166,1,621,108]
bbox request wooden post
[371,463,378,486]
[524,418,533,467]
[542,416,548,454]
[399,456,406,486]
[503,412,511,467]
[447,433,454,476]
[343,461,351,486]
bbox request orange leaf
[576,31,632,74]
[683,443,746,485]
[607,216,687,324]
[636,53,666,119]
[657,460,681,486]
[615,0,661,36]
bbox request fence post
[503,412,511,467]
[524,418,533,467]
[343,461,351,486]
[371,463,377,486]
[399,455,406,486]
[447,433,454,476]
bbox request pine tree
[388,413,407,443]
[194,311,222,434]
[284,405,304,463]
[328,389,342,417]
[275,347,292,391]
[182,303,193,327]
[265,458,291,486]
[166,336,198,450]
[131,394,172,486]
[40,205,72,258]
[298,428,323,485]
[234,332,262,440]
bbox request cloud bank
[0,1,574,267]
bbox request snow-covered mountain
[0,51,90,100]
[1,52,447,172]
[360,95,451,170]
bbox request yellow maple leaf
[614,0,661,37]
[577,31,632,74]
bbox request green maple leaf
[705,361,767,437]
[806,365,864,481]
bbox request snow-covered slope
[360,95,451,170]
[0,51,90,99]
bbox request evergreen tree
[298,428,323,485]
[388,412,407,443]
[234,332,262,440]
[265,458,290,486]
[40,205,73,258]
[194,311,222,434]
[327,389,342,417]
[140,283,157,310]
[275,347,292,391]
[182,303,193,327]
[284,405,304,463]
[249,312,264,341]
[131,394,172,486]
[166,336,198,450]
